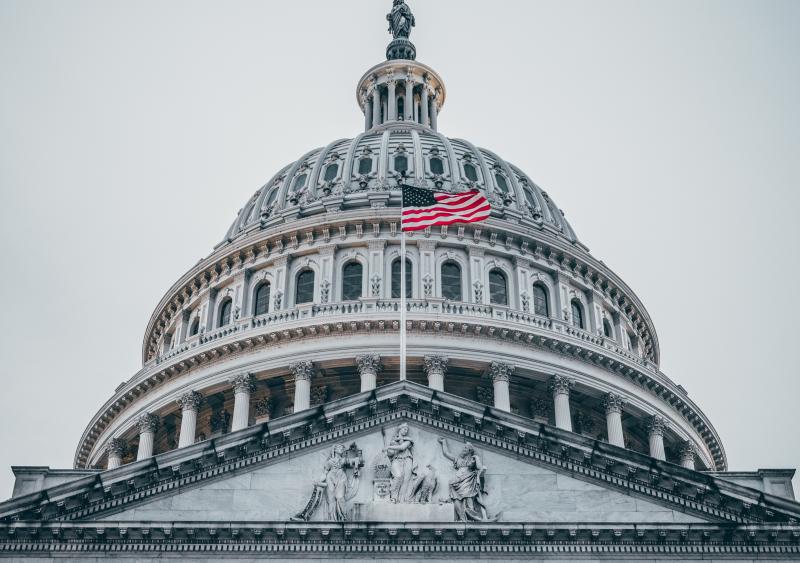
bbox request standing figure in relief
[437,437,499,522]
[291,443,362,522]
[385,423,414,502]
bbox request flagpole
[400,228,407,381]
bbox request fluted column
[430,91,439,130]
[489,362,514,412]
[230,373,255,432]
[362,95,371,130]
[356,354,381,392]
[136,413,160,461]
[420,86,429,126]
[602,393,626,448]
[646,415,667,461]
[387,80,397,121]
[177,391,204,448]
[680,441,696,470]
[549,375,574,432]
[105,438,126,470]
[423,355,448,392]
[372,88,381,128]
[405,80,414,120]
[290,361,314,412]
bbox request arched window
[463,162,478,182]
[495,173,509,194]
[430,157,444,175]
[254,282,271,316]
[266,187,279,207]
[323,163,338,182]
[397,96,405,120]
[189,318,200,337]
[358,157,373,175]
[570,299,584,330]
[603,318,613,338]
[394,154,408,174]
[391,259,412,298]
[488,268,508,306]
[296,269,315,305]
[532,283,549,317]
[342,262,363,301]
[523,187,536,208]
[218,299,232,328]
[292,173,307,193]
[441,261,462,301]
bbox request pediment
[2,382,798,526]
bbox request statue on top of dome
[387,0,415,39]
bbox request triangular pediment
[2,381,798,526]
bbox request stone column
[387,80,397,121]
[177,391,204,448]
[105,438,126,470]
[423,355,448,392]
[356,354,381,392]
[372,88,382,128]
[363,95,372,130]
[549,375,574,432]
[230,373,255,432]
[405,79,414,121]
[420,87,429,127]
[646,415,667,461]
[290,360,314,412]
[680,441,696,470]
[602,393,626,448]
[430,91,438,130]
[489,362,514,412]
[136,413,160,461]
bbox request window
[430,157,444,175]
[254,282,271,316]
[523,187,536,208]
[570,299,584,330]
[489,269,508,305]
[441,261,462,301]
[218,299,232,328]
[532,283,549,317]
[391,259,412,298]
[358,157,373,175]
[463,162,478,182]
[603,319,613,338]
[495,173,509,193]
[397,97,405,120]
[189,318,200,337]
[323,163,338,182]
[266,187,278,207]
[296,269,315,304]
[394,154,408,174]
[342,262,363,301]
[292,173,307,193]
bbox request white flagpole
[400,228,407,381]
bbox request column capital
[645,414,668,437]
[423,354,449,375]
[356,354,382,374]
[230,373,256,394]
[680,440,696,460]
[105,437,127,458]
[488,361,514,383]
[549,375,574,396]
[290,360,315,381]
[136,413,160,434]
[602,392,626,415]
[177,391,204,412]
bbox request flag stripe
[402,208,491,231]
[401,185,490,231]
[401,203,491,229]
[402,193,485,218]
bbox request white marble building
[1,2,798,561]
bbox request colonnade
[363,78,440,130]
[106,358,694,472]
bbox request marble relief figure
[384,423,415,502]
[437,437,499,522]
[292,443,363,522]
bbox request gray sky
[1,0,798,498]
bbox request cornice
[77,306,724,471]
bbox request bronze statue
[387,0,415,39]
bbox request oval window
[324,163,338,182]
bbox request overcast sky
[0,0,798,498]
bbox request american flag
[401,185,490,231]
